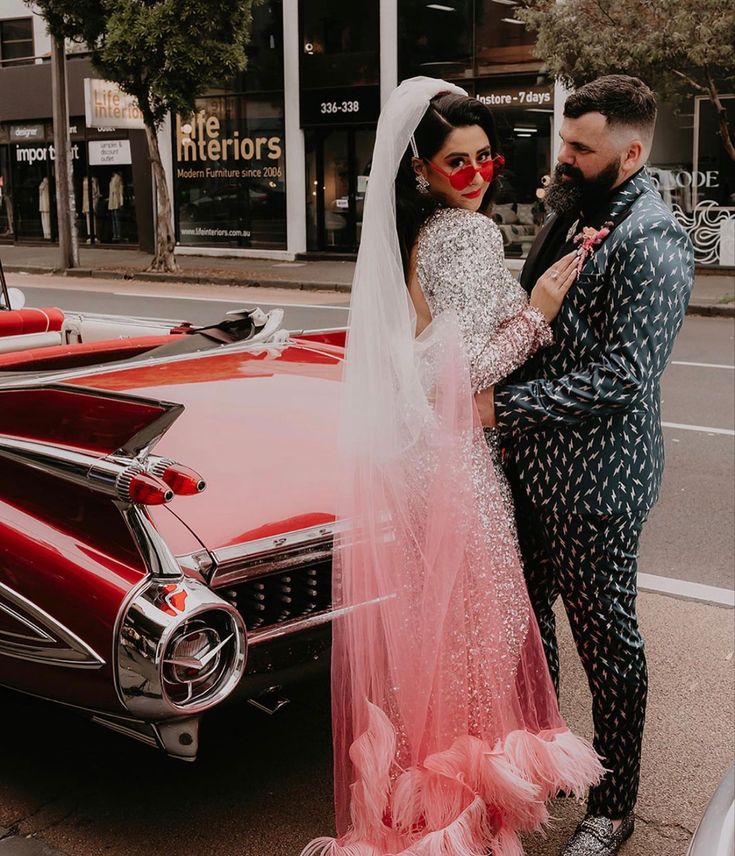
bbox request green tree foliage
[517,0,735,160]
[31,0,257,270]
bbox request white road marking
[111,292,350,310]
[638,572,734,607]
[671,360,735,370]
[662,422,735,437]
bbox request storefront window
[475,0,536,73]
[174,0,286,250]
[300,0,379,89]
[649,95,735,266]
[10,138,60,240]
[649,99,698,214]
[0,120,144,245]
[174,95,286,249]
[399,0,473,81]
[476,76,552,256]
[694,96,735,208]
[84,136,138,244]
[0,18,34,67]
[226,0,284,95]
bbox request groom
[476,75,694,855]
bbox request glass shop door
[305,125,374,253]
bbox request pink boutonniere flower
[573,221,613,274]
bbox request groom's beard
[544,159,621,216]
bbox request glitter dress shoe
[561,812,635,855]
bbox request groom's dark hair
[564,75,657,150]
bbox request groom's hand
[474,386,496,427]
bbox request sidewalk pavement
[0,834,63,856]
[1,242,733,316]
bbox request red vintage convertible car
[0,265,347,760]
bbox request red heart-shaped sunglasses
[428,153,506,190]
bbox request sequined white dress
[417,206,551,399]
[417,206,551,508]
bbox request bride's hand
[529,251,578,323]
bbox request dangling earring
[410,133,430,194]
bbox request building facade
[1,0,733,265]
[0,0,155,251]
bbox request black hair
[564,75,657,138]
[395,92,501,277]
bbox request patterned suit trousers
[513,488,649,817]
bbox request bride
[302,77,602,856]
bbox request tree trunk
[50,36,78,269]
[143,121,179,272]
[705,70,735,162]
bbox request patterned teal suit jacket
[495,169,695,515]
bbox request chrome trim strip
[289,327,348,337]
[0,435,128,497]
[110,572,151,708]
[208,520,346,584]
[0,436,179,504]
[0,580,105,668]
[248,594,395,647]
[90,715,159,748]
[210,541,333,588]
[119,504,183,579]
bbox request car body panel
[687,763,735,856]
[0,293,348,757]
[0,459,145,711]
[63,342,343,555]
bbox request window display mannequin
[108,171,124,242]
[82,175,101,243]
[38,176,51,240]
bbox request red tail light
[158,463,206,495]
[128,472,174,505]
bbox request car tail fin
[0,383,183,457]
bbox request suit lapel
[519,213,559,292]
[518,169,654,290]
[575,170,652,275]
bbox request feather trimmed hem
[301,705,604,856]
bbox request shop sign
[89,139,132,166]
[68,121,87,140]
[175,112,283,167]
[15,144,81,163]
[300,86,380,127]
[10,124,45,142]
[84,78,145,130]
[476,86,553,109]
[651,170,720,189]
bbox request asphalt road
[0,274,733,856]
[7,276,351,331]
